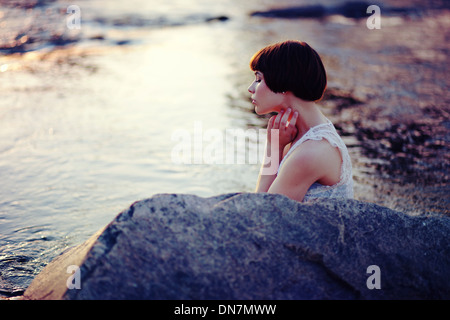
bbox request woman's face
[248,71,284,115]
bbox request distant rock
[23,193,450,300]
[250,2,371,19]
[250,1,418,19]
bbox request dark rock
[250,1,423,20]
[23,193,450,300]
[250,2,372,19]
[338,1,373,19]
[115,39,132,46]
[205,15,230,23]
[323,87,364,111]
[353,117,449,186]
[251,5,327,19]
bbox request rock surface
[250,2,419,19]
[23,193,450,300]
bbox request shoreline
[1,0,449,299]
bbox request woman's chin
[254,105,268,115]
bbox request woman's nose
[248,83,255,94]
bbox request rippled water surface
[1,0,449,297]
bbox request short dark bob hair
[250,40,327,101]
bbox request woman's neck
[282,94,328,138]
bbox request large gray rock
[23,193,450,300]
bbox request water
[1,0,449,297]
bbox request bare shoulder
[270,138,342,200]
[281,138,341,182]
[287,139,340,164]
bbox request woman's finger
[280,108,291,129]
[267,115,276,129]
[289,111,298,127]
[274,110,284,128]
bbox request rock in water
[23,193,450,300]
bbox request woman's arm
[267,142,322,201]
[255,142,284,192]
[255,109,298,192]
[267,139,341,202]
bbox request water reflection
[0,0,449,297]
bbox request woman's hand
[267,108,298,149]
[256,108,298,184]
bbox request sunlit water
[1,0,449,296]
[0,0,273,295]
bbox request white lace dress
[277,120,354,202]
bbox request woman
[248,40,353,202]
